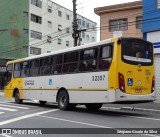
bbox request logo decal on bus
[49,79,52,85]
[128,78,133,86]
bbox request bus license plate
[135,89,142,93]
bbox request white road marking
[39,115,112,128]
[0,102,37,108]
[143,134,160,137]
[0,112,4,115]
[127,115,160,121]
[1,134,12,137]
[0,107,17,112]
[0,104,29,110]
[0,109,59,126]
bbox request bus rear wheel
[85,103,102,111]
[14,90,23,104]
[58,90,70,110]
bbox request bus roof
[7,38,113,64]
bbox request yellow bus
[4,37,155,110]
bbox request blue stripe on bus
[154,45,160,48]
[153,42,160,45]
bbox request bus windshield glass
[122,38,153,66]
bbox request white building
[29,0,97,56]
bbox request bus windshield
[122,38,153,66]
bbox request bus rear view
[115,38,155,102]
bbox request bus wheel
[58,90,70,110]
[85,103,102,111]
[39,101,47,105]
[15,90,23,104]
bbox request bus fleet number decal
[92,75,105,81]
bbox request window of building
[47,35,52,43]
[136,16,142,29]
[66,41,69,46]
[48,7,52,13]
[79,48,98,72]
[58,24,62,31]
[86,23,89,28]
[30,59,40,76]
[23,11,28,18]
[109,19,128,32]
[78,19,81,25]
[40,57,50,75]
[158,0,160,8]
[99,45,112,70]
[14,63,21,78]
[92,37,95,42]
[48,21,52,28]
[86,35,89,41]
[31,0,42,8]
[31,14,42,24]
[51,55,62,74]
[23,29,28,35]
[21,61,29,77]
[58,10,62,17]
[31,30,42,40]
[58,38,61,45]
[30,47,41,55]
[63,51,78,73]
[66,14,70,20]
[82,20,85,27]
[47,51,51,53]
[66,27,70,33]
[82,32,85,38]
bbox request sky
[52,0,138,23]
[51,0,138,41]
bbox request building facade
[94,1,142,40]
[142,0,160,99]
[0,0,97,58]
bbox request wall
[100,8,142,40]
[0,0,29,58]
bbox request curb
[120,107,160,114]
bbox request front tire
[14,90,23,104]
[85,103,102,111]
[58,90,70,110]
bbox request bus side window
[30,59,39,76]
[79,48,97,72]
[40,57,50,75]
[63,51,78,73]
[21,61,29,77]
[14,63,21,78]
[99,45,112,70]
[51,55,62,74]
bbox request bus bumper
[115,89,156,102]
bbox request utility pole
[72,0,79,47]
